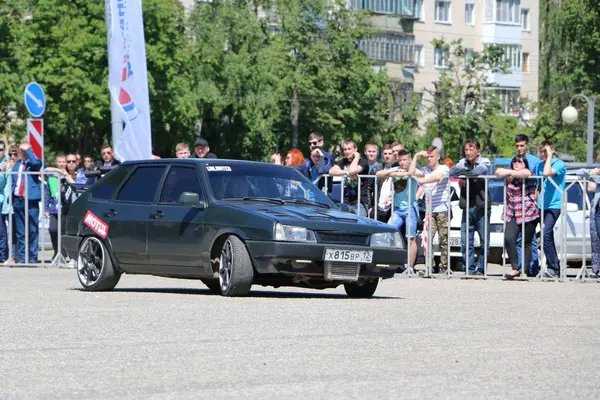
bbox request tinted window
[160,166,203,204]
[206,164,334,205]
[566,182,585,210]
[90,165,133,200]
[117,167,165,203]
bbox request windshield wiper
[284,199,330,208]
[224,197,285,205]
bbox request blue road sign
[24,82,46,118]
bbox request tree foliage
[422,39,527,160]
[538,0,600,160]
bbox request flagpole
[105,0,123,150]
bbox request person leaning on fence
[298,146,333,190]
[578,167,600,279]
[329,139,371,217]
[514,134,542,276]
[449,139,491,275]
[371,144,398,222]
[409,146,451,273]
[534,140,566,278]
[376,148,420,272]
[11,142,42,264]
[496,156,540,280]
[0,142,15,263]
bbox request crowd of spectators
[269,133,574,279]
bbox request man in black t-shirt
[329,139,370,217]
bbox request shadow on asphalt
[72,287,401,299]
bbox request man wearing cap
[194,138,217,159]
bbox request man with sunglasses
[10,142,43,264]
[95,145,121,170]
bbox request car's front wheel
[77,236,121,291]
[344,278,379,298]
[219,236,254,296]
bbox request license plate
[323,249,373,263]
[449,237,461,247]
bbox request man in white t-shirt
[408,146,451,273]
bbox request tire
[201,279,221,294]
[218,235,254,296]
[344,278,379,298]
[77,236,121,291]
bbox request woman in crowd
[285,149,305,169]
[496,156,539,280]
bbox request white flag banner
[107,0,152,161]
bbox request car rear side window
[159,166,203,204]
[117,166,165,203]
[90,165,133,200]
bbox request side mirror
[179,192,203,208]
[338,203,351,213]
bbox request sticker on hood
[83,210,109,239]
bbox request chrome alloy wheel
[77,237,105,286]
[219,239,233,291]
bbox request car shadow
[71,287,400,299]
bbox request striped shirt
[421,165,450,213]
[505,178,539,225]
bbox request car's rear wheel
[344,278,379,298]
[219,236,253,296]
[77,236,121,291]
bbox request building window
[434,48,449,68]
[359,34,416,64]
[495,0,520,24]
[352,0,415,16]
[435,1,451,23]
[489,44,521,69]
[414,45,424,67]
[414,0,424,20]
[465,3,475,25]
[522,52,529,72]
[495,88,520,115]
[521,8,529,30]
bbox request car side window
[159,166,203,204]
[90,165,133,200]
[117,166,165,203]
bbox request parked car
[62,160,406,297]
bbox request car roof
[119,158,270,167]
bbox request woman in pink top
[496,155,540,280]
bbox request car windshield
[206,163,335,207]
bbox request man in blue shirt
[515,134,542,276]
[534,139,566,278]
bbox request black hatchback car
[62,159,406,297]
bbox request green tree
[537,0,600,160]
[421,39,523,161]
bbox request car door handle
[105,209,117,218]
[150,211,164,219]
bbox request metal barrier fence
[0,170,70,268]
[314,171,597,282]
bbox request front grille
[325,262,360,281]
[316,231,369,246]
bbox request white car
[424,174,592,269]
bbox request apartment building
[355,0,539,119]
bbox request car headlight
[274,223,317,242]
[370,232,402,248]
[489,224,504,233]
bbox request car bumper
[61,235,82,260]
[244,240,404,279]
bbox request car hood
[220,203,396,234]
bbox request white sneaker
[66,259,77,269]
[3,258,15,265]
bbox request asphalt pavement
[1,268,599,399]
